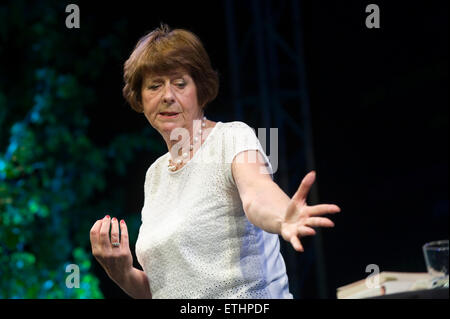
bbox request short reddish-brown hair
[123,24,219,113]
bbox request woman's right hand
[89,215,134,283]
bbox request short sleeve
[222,122,273,186]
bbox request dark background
[3,0,447,299]
[303,1,448,296]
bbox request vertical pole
[225,0,243,121]
[251,0,271,129]
[263,0,300,297]
[291,0,328,298]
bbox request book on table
[336,272,432,299]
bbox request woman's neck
[166,118,217,171]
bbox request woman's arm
[232,151,288,234]
[232,150,340,252]
[111,267,152,299]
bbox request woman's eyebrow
[169,73,186,80]
[147,77,163,82]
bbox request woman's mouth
[159,112,179,119]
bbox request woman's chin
[158,122,183,134]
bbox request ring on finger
[111,242,120,247]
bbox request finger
[297,225,316,237]
[292,171,316,204]
[120,219,129,248]
[99,215,111,250]
[89,219,103,250]
[304,204,341,216]
[290,236,304,252]
[110,217,120,247]
[305,217,335,228]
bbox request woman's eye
[148,85,160,90]
[175,82,186,88]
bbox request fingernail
[105,215,110,219]
[112,217,117,222]
[120,219,125,224]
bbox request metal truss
[224,0,328,298]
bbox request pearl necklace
[168,116,207,172]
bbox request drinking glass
[422,239,449,288]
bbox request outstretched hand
[280,171,341,252]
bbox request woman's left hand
[280,171,341,252]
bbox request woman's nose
[162,84,175,105]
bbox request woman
[89,24,340,299]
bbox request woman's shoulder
[219,120,253,130]
[213,120,261,153]
[145,152,170,179]
[216,121,256,137]
[217,121,256,139]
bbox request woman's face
[141,70,202,137]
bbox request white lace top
[135,121,293,299]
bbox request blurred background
[0,0,447,299]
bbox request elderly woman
[89,24,340,299]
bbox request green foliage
[0,0,161,298]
